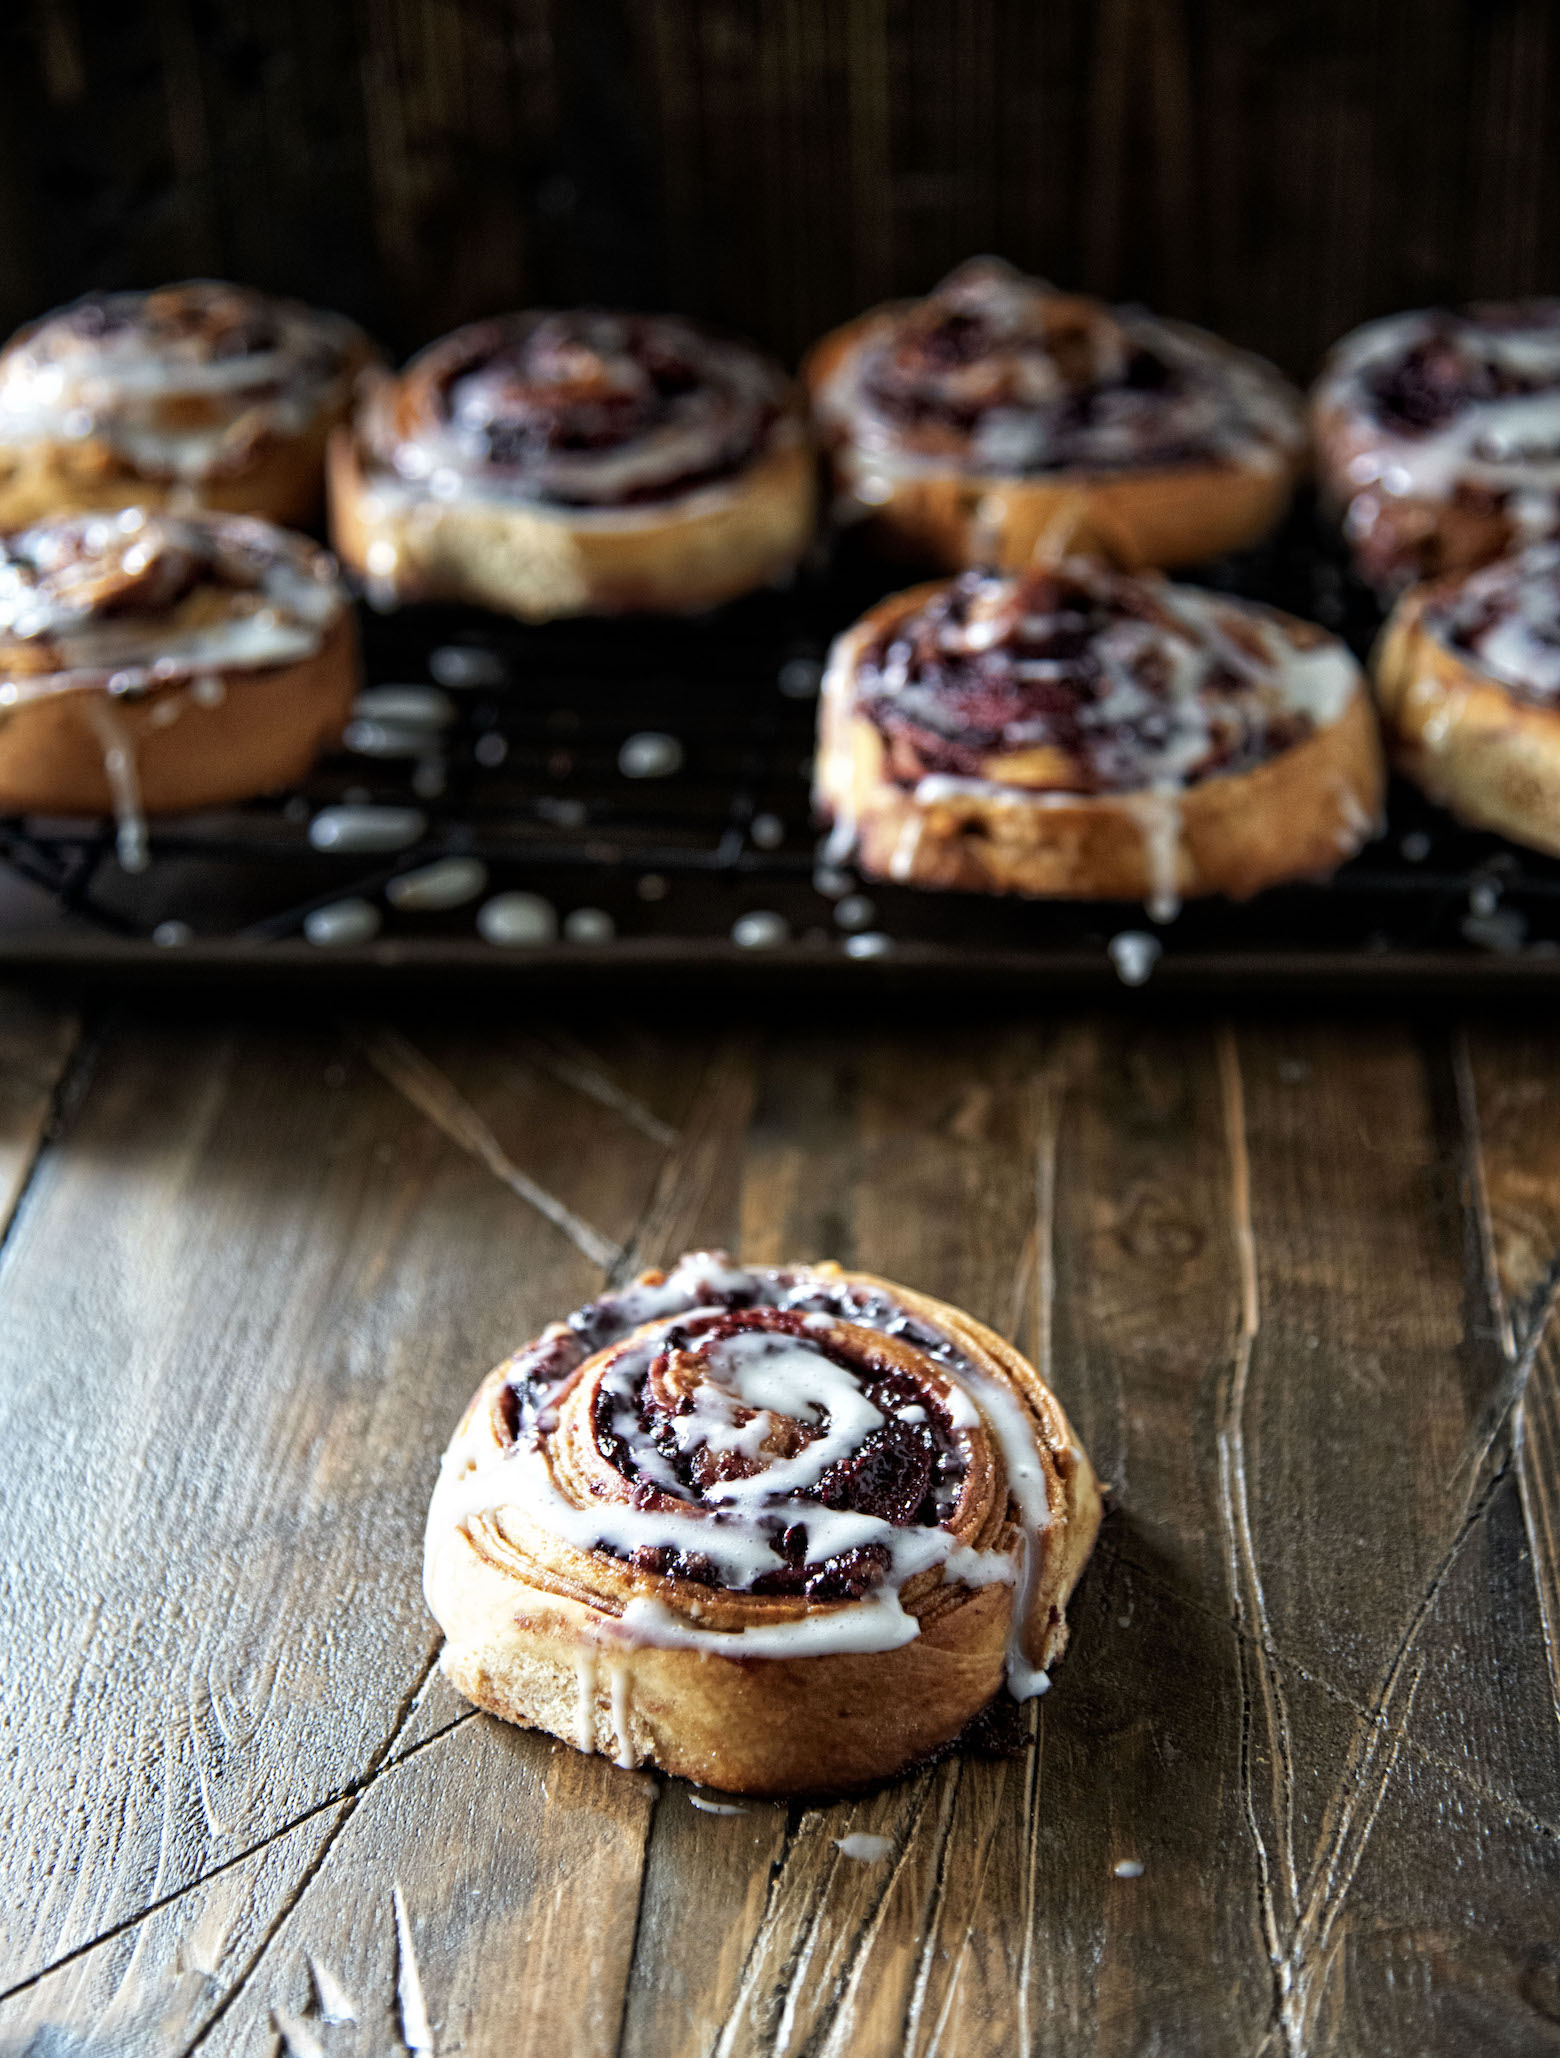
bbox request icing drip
[85,697,148,872]
[816,257,1303,493]
[428,1254,1057,1698]
[847,558,1355,799]
[360,311,793,514]
[0,280,364,483]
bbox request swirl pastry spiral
[0,281,375,529]
[814,558,1383,910]
[0,507,356,859]
[1374,540,1560,855]
[1313,302,1560,588]
[805,258,1305,572]
[329,311,816,620]
[424,1253,1100,1795]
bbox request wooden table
[2,991,1557,2058]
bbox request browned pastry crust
[0,610,356,817]
[0,511,358,818]
[425,1257,1101,1796]
[1374,569,1560,856]
[329,312,818,619]
[815,574,1385,905]
[330,413,815,621]
[803,261,1306,574]
[0,282,377,530]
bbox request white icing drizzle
[834,1832,894,1862]
[0,281,364,483]
[357,310,795,521]
[823,561,1362,879]
[0,508,343,705]
[1317,304,1560,524]
[1424,540,1560,700]
[427,1254,1060,1698]
[689,1795,748,1815]
[816,258,1303,500]
[84,697,148,872]
[608,1658,637,1769]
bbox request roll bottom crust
[0,413,351,532]
[816,588,1386,903]
[0,612,358,816]
[1374,595,1560,857]
[426,1268,1102,1797]
[328,428,818,621]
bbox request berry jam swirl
[1316,304,1560,546]
[0,508,343,703]
[0,282,366,481]
[1422,540,1560,704]
[848,560,1357,795]
[816,259,1302,481]
[360,311,793,510]
[491,1256,988,1603]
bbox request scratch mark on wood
[523,1031,680,1148]
[308,1954,356,2024]
[617,1035,757,1278]
[1453,1027,1517,1361]
[273,2002,325,2058]
[355,1025,623,1271]
[1214,1025,1300,2045]
[393,1883,434,2053]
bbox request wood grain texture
[3,1006,1560,2057]
[0,984,79,1244]
[3,2,1559,372]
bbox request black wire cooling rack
[4,507,1560,994]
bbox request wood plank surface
[2,997,1560,2056]
[4,1,1560,376]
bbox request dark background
[0,0,1555,381]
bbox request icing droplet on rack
[477,892,558,946]
[1113,1858,1145,1879]
[749,812,785,850]
[564,907,615,944]
[844,931,893,959]
[152,920,193,948]
[429,644,507,689]
[354,685,456,727]
[833,894,876,932]
[304,898,381,947]
[308,805,425,854]
[1108,931,1162,987]
[619,731,684,779]
[387,857,488,912]
[732,910,789,949]
[474,731,508,768]
[834,1833,894,1862]
[778,657,823,699]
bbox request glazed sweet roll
[1313,302,1560,587]
[805,258,1305,572]
[424,1253,1101,1795]
[815,559,1384,909]
[0,281,375,528]
[0,509,356,860]
[330,311,816,619]
[1374,541,1560,854]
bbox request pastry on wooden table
[1373,539,1560,855]
[1313,301,1560,588]
[814,557,1384,913]
[329,311,816,619]
[804,257,1305,572]
[0,507,357,861]
[0,280,376,530]
[424,1251,1100,1796]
